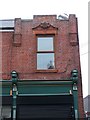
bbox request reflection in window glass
[1,106,11,119]
[0,20,14,27]
[37,37,54,51]
[37,53,55,69]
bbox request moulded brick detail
[13,34,22,47]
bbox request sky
[0,0,88,97]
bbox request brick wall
[1,14,84,118]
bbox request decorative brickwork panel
[69,33,78,46]
[13,34,22,46]
[13,18,22,46]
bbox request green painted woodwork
[1,79,79,119]
[18,80,73,85]
[11,72,18,120]
[18,84,72,95]
[0,82,2,95]
[73,83,79,119]
[1,81,12,96]
[1,80,73,96]
[2,87,11,96]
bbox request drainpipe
[11,70,18,120]
[71,69,79,120]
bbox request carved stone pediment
[40,22,50,29]
[32,22,58,30]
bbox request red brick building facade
[1,14,85,119]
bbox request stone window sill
[35,69,58,73]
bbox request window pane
[0,20,14,27]
[37,37,54,51]
[1,106,11,119]
[37,53,55,69]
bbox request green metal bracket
[11,70,18,120]
[71,69,79,120]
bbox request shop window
[1,106,11,119]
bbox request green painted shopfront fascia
[0,69,79,120]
